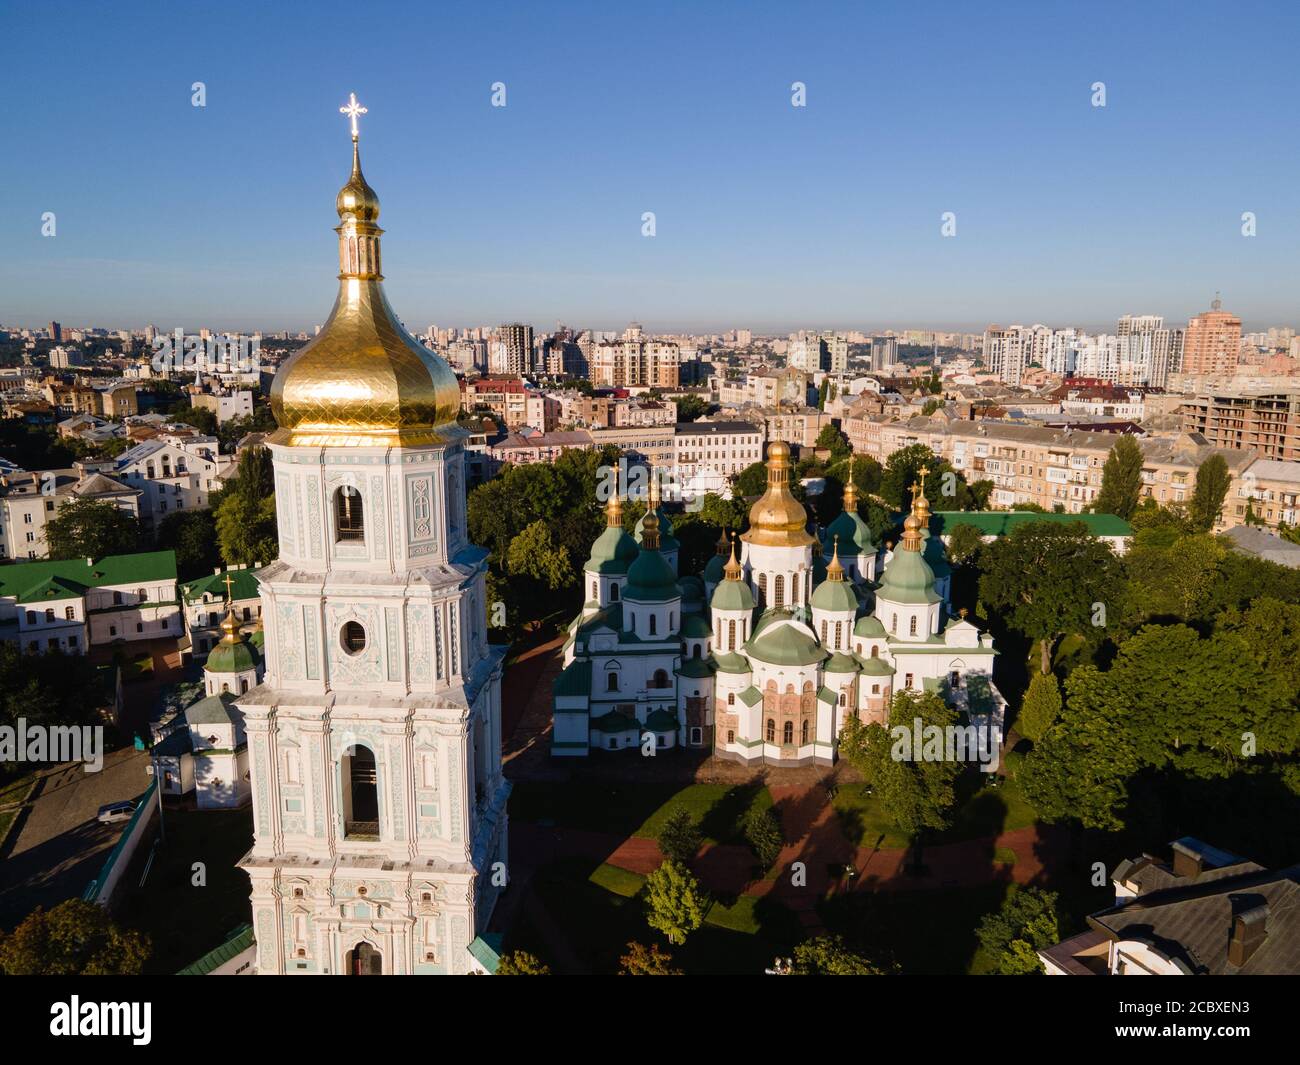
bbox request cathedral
[553,443,1005,765]
[236,99,508,975]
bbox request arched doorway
[342,745,379,839]
[346,941,382,975]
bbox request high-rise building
[488,322,533,375]
[1182,296,1242,377]
[983,325,1027,386]
[1114,315,1183,387]
[48,321,61,342]
[870,336,898,371]
[787,330,826,373]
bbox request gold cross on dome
[340,92,368,141]
[222,572,235,603]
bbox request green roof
[0,550,177,605]
[186,692,239,726]
[680,613,712,638]
[921,532,952,579]
[624,546,680,602]
[737,685,763,707]
[181,567,260,604]
[553,659,592,697]
[178,923,254,976]
[206,636,260,674]
[824,652,860,674]
[811,575,859,612]
[713,651,751,674]
[584,524,639,575]
[679,576,705,602]
[590,709,639,733]
[635,506,680,551]
[932,511,1133,538]
[855,653,896,676]
[468,933,503,974]
[823,509,876,555]
[676,656,714,679]
[644,709,678,732]
[746,621,827,666]
[703,552,727,584]
[817,686,837,705]
[876,546,940,605]
[854,615,887,637]
[711,578,755,612]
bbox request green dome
[856,654,896,676]
[746,622,827,666]
[921,531,952,579]
[877,546,941,605]
[625,547,680,602]
[711,578,755,612]
[824,652,860,674]
[811,576,859,613]
[703,552,727,585]
[206,638,259,674]
[585,524,639,575]
[823,510,876,556]
[679,576,705,603]
[249,627,265,649]
[854,615,887,637]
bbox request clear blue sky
[3,0,1298,334]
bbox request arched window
[692,644,702,659]
[591,581,598,600]
[783,720,794,744]
[610,584,619,602]
[801,720,809,744]
[774,575,785,607]
[766,719,775,743]
[649,614,657,636]
[890,614,897,634]
[652,669,670,689]
[758,573,767,605]
[820,620,827,643]
[835,621,843,647]
[727,619,736,648]
[335,486,365,542]
[343,744,379,839]
[607,671,619,692]
[909,615,918,636]
[871,645,879,657]
[727,692,735,705]
[342,621,366,655]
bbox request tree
[817,378,830,411]
[975,886,1062,975]
[43,498,140,560]
[732,460,769,499]
[1094,435,1144,520]
[168,401,218,435]
[156,509,219,579]
[945,522,985,565]
[839,691,963,862]
[880,444,974,512]
[742,805,784,871]
[0,900,150,975]
[506,520,576,592]
[658,809,702,866]
[1017,671,1062,744]
[644,860,708,945]
[1188,454,1231,533]
[214,492,277,568]
[978,521,1123,673]
[815,423,851,465]
[618,941,682,975]
[495,950,551,975]
[1123,532,1226,623]
[674,395,710,422]
[790,934,891,975]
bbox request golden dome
[742,440,816,548]
[269,128,461,448]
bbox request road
[0,747,152,928]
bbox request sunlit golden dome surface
[742,440,816,548]
[270,119,461,448]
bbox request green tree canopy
[644,860,708,946]
[618,941,683,975]
[975,886,1062,975]
[1017,670,1062,744]
[658,809,703,866]
[495,950,551,975]
[0,899,150,975]
[43,498,140,560]
[791,934,892,975]
[1094,434,1144,520]
[1189,453,1232,533]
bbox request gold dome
[269,124,461,448]
[742,440,816,548]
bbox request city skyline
[4,1,1298,330]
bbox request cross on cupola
[339,92,368,142]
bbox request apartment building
[0,550,180,653]
[716,368,808,408]
[0,466,140,561]
[192,389,255,425]
[488,430,595,467]
[1178,390,1300,462]
[1235,459,1300,529]
[460,377,530,428]
[764,408,835,448]
[588,425,675,468]
[672,420,764,483]
[611,399,676,427]
[114,434,230,533]
[1182,297,1242,377]
[590,338,680,388]
[487,323,534,375]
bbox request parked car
[96,800,137,824]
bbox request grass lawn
[509,779,773,845]
[120,653,155,682]
[115,806,253,974]
[514,855,800,974]
[0,809,14,843]
[589,862,644,897]
[0,771,38,807]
